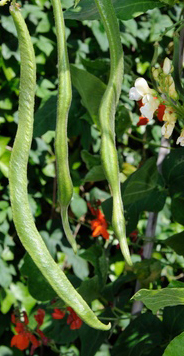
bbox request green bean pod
[94,0,132,266]
[52,0,77,254]
[9,3,110,331]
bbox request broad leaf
[83,165,106,182]
[20,253,56,301]
[162,148,184,196]
[70,192,88,219]
[81,244,108,287]
[80,324,109,356]
[163,331,184,356]
[0,136,10,157]
[112,312,162,356]
[163,306,184,340]
[171,197,184,225]
[102,157,166,234]
[81,150,101,170]
[70,64,106,123]
[165,231,184,256]
[132,288,184,314]
[64,0,163,21]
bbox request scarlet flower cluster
[88,202,109,240]
[11,309,49,354]
[52,307,82,330]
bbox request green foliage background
[1,0,184,355]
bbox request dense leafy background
[1,0,184,355]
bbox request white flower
[176,128,184,146]
[129,78,151,101]
[161,107,177,139]
[129,87,142,101]
[163,57,172,75]
[140,94,159,120]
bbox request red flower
[11,334,30,351]
[137,116,149,126]
[88,203,109,240]
[34,309,45,327]
[52,308,66,319]
[15,322,24,334]
[157,103,166,121]
[66,307,83,330]
[11,311,41,353]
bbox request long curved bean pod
[9,3,110,331]
[94,0,132,266]
[52,0,77,254]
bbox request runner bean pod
[94,0,132,266]
[52,0,77,254]
[9,2,110,331]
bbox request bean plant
[1,0,184,355]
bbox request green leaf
[70,65,106,123]
[40,229,62,258]
[20,253,56,301]
[9,282,36,313]
[33,89,82,138]
[0,136,10,157]
[171,197,184,225]
[36,14,50,33]
[33,96,57,137]
[163,331,184,356]
[149,8,173,42]
[122,157,160,205]
[102,157,166,234]
[0,150,11,178]
[35,35,54,56]
[116,106,132,139]
[89,20,108,52]
[89,187,110,201]
[163,306,184,340]
[70,192,88,219]
[83,165,106,182]
[132,288,184,314]
[165,231,184,256]
[0,258,15,289]
[64,0,163,21]
[81,150,101,170]
[112,312,162,356]
[102,273,135,301]
[162,148,184,196]
[1,16,17,36]
[77,276,99,303]
[61,245,89,280]
[81,245,108,287]
[0,289,16,314]
[134,258,162,287]
[0,98,12,110]
[80,325,109,356]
